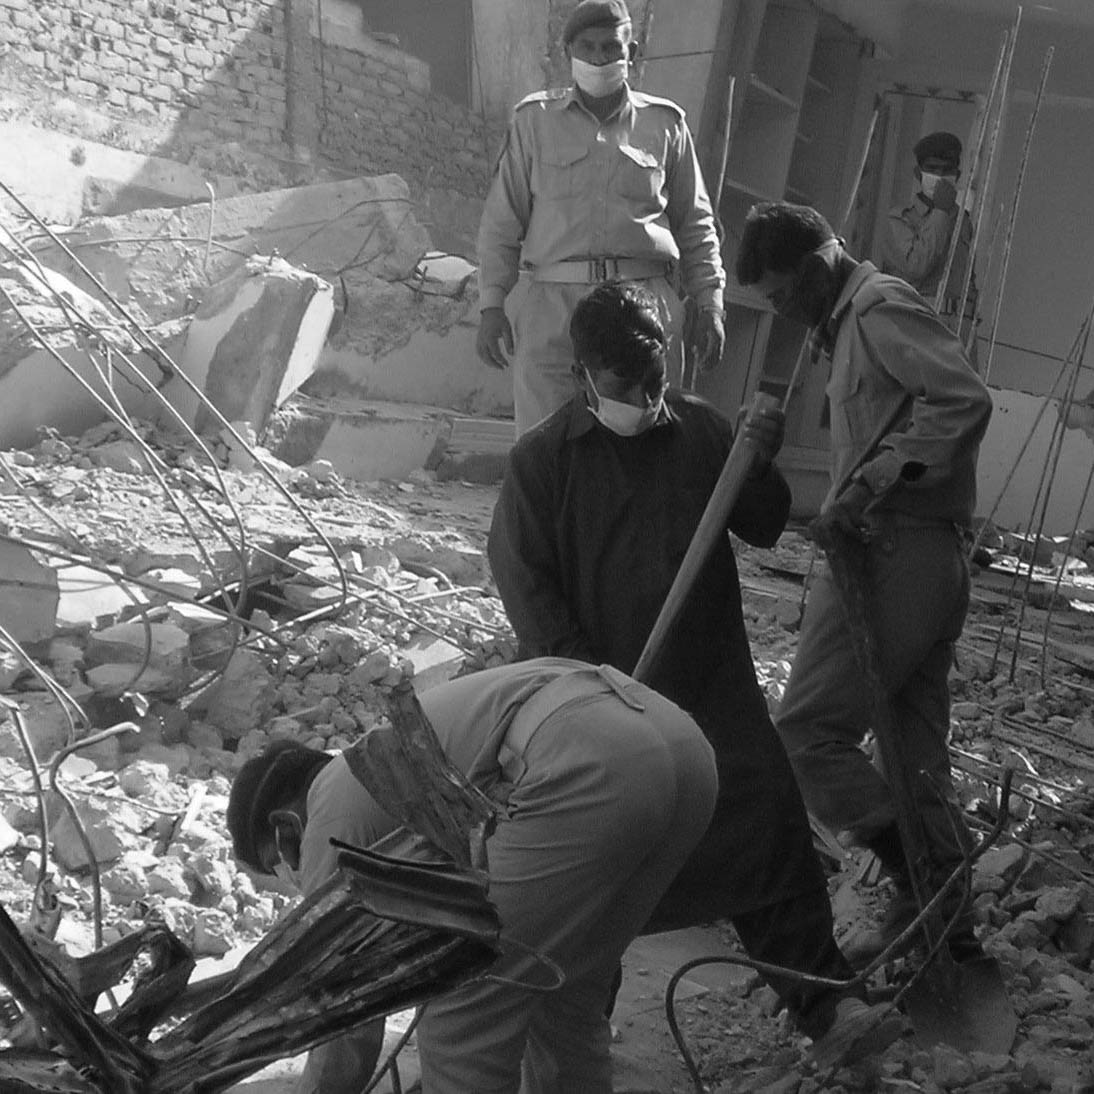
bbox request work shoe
[843,887,983,969]
[808,997,906,1070]
[842,888,918,968]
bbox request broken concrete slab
[189,649,275,740]
[31,176,430,328]
[0,542,59,644]
[0,259,167,449]
[163,256,334,434]
[430,416,514,484]
[402,634,465,694]
[55,564,150,635]
[85,622,191,676]
[0,121,212,225]
[29,174,511,421]
[266,397,454,484]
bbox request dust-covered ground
[1,426,1093,1093]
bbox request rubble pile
[686,536,1094,1094]
[686,828,1094,1094]
[1,426,1094,1090]
[0,419,512,983]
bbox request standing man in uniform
[476,0,726,436]
[736,201,993,962]
[489,280,903,1066]
[881,131,981,361]
[228,657,718,1094]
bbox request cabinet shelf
[722,175,778,202]
[747,73,799,110]
[724,283,775,312]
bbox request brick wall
[0,0,498,198]
[316,33,495,195]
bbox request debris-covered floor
[1,423,1093,1093]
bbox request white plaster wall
[635,0,721,123]
[978,386,1094,535]
[317,319,513,418]
[471,0,548,120]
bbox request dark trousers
[776,519,973,879]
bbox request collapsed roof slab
[30,175,431,329]
[29,176,514,429]
[0,260,169,449]
[166,255,335,434]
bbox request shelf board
[724,283,775,313]
[722,176,777,202]
[747,73,799,110]
[806,74,833,96]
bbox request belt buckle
[590,257,609,281]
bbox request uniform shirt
[299,658,585,894]
[881,196,979,320]
[819,261,993,524]
[487,390,789,711]
[477,85,725,313]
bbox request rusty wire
[0,178,352,619]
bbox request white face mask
[571,56,628,98]
[918,171,944,199]
[586,372,664,436]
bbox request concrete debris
[0,259,164,449]
[0,541,59,644]
[169,255,334,435]
[0,120,211,224]
[0,416,1092,1093]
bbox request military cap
[562,0,632,45]
[913,131,962,168]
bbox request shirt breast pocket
[536,144,589,199]
[826,371,878,449]
[618,143,665,204]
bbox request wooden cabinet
[691,0,871,513]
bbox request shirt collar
[815,259,876,355]
[561,83,634,124]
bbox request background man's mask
[918,171,945,199]
[571,56,628,98]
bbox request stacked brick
[0,0,498,199]
[317,34,500,198]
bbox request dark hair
[736,202,835,285]
[227,740,332,872]
[569,279,666,395]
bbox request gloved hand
[810,480,876,543]
[930,177,958,213]
[692,308,726,373]
[476,307,514,369]
[742,404,785,473]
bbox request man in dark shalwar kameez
[488,280,902,1062]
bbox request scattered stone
[50,803,126,872]
[192,909,236,957]
[89,440,148,474]
[190,649,274,739]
